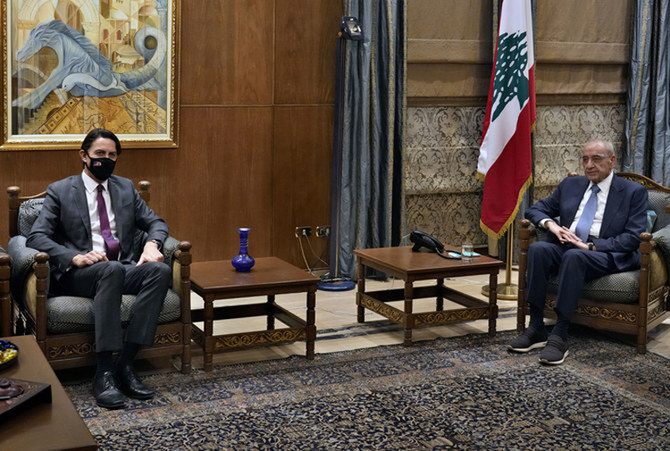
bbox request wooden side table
[354,246,503,346]
[1,335,97,451]
[190,257,319,371]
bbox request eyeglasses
[582,154,611,164]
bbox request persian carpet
[63,328,670,450]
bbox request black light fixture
[340,16,363,41]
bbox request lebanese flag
[477,0,535,239]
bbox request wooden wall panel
[0,151,79,243]
[171,107,274,262]
[180,0,274,105]
[273,106,334,270]
[275,0,341,104]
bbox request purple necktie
[96,185,120,260]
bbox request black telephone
[409,230,460,259]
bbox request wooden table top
[0,335,97,451]
[190,257,319,292]
[354,246,503,279]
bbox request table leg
[204,295,214,371]
[306,287,316,359]
[436,277,444,311]
[356,259,366,323]
[403,281,414,346]
[488,271,498,337]
[267,294,275,330]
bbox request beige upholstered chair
[6,181,192,372]
[0,246,10,336]
[517,172,670,353]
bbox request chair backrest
[8,187,45,238]
[617,172,670,232]
[7,181,152,238]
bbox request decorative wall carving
[406,192,485,246]
[533,104,626,196]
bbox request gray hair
[584,139,614,156]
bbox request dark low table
[190,257,319,371]
[354,246,503,346]
[1,335,97,450]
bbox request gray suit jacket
[27,174,168,280]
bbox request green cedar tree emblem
[491,31,529,122]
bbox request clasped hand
[71,241,164,268]
[546,221,589,250]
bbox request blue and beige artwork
[11,0,170,136]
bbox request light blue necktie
[575,185,600,242]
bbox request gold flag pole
[481,222,518,300]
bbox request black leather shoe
[116,365,155,400]
[92,371,125,409]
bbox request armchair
[6,181,192,372]
[517,172,670,353]
[0,246,9,336]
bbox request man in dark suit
[27,128,171,409]
[508,139,648,365]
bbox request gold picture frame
[0,0,180,150]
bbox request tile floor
[187,268,670,368]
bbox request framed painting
[0,0,180,150]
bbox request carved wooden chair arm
[0,251,11,336]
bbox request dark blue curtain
[330,0,406,279]
[625,0,670,183]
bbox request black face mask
[85,152,116,181]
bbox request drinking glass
[462,242,474,262]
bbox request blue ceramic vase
[231,227,255,272]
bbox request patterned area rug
[63,328,670,450]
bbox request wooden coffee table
[190,257,319,371]
[1,335,96,450]
[354,246,503,346]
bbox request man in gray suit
[27,128,171,409]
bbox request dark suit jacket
[27,174,168,280]
[525,173,648,272]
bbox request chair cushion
[18,198,45,237]
[7,235,38,303]
[547,270,639,304]
[546,249,667,304]
[46,289,182,333]
[648,190,670,232]
[652,225,670,269]
[647,210,657,233]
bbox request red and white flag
[477,0,536,238]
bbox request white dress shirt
[568,171,613,239]
[81,171,119,256]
